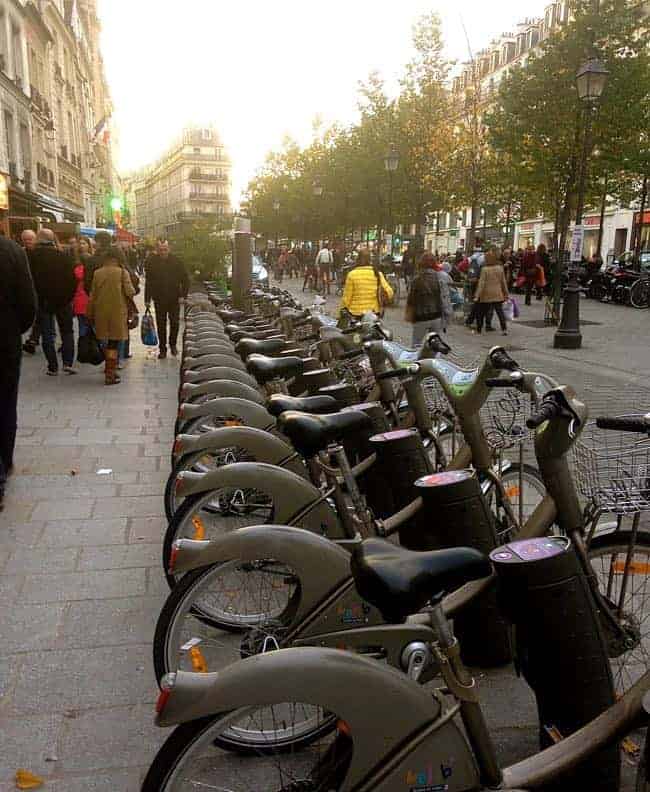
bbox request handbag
[127,297,139,330]
[141,306,158,346]
[77,328,105,366]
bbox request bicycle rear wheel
[588,530,650,696]
[630,279,650,309]
[484,463,547,540]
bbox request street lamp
[554,56,608,350]
[272,199,280,248]
[384,144,399,255]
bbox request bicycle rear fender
[182,354,246,371]
[181,367,257,387]
[175,463,343,537]
[178,379,264,405]
[171,525,351,622]
[157,648,443,791]
[177,398,275,432]
[172,426,307,478]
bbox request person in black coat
[0,235,36,509]
[144,239,188,358]
[29,229,76,374]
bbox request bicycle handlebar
[595,415,650,433]
[376,366,415,381]
[485,377,518,388]
[426,332,452,355]
[489,347,520,371]
[340,348,366,361]
[527,401,561,429]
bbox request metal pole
[596,173,608,260]
[232,215,252,311]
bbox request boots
[104,348,121,385]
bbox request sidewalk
[0,310,171,789]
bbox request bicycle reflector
[169,543,180,573]
[172,437,183,456]
[156,672,177,715]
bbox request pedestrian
[302,250,317,292]
[84,230,115,294]
[144,239,188,359]
[20,229,41,355]
[276,246,288,283]
[315,242,333,294]
[72,238,91,343]
[404,252,446,347]
[402,242,416,287]
[501,247,515,289]
[0,236,37,511]
[86,251,136,385]
[474,248,509,336]
[464,237,488,329]
[535,243,550,296]
[287,247,299,279]
[522,244,538,305]
[339,248,393,325]
[29,229,77,375]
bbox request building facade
[426,0,646,260]
[0,0,115,238]
[125,124,231,241]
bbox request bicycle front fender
[179,380,264,405]
[183,343,235,356]
[181,366,257,387]
[175,462,344,538]
[171,525,351,623]
[177,398,275,432]
[182,354,246,371]
[172,426,307,478]
[158,648,440,792]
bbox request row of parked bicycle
[141,283,650,791]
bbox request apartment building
[0,0,115,237]
[125,124,231,241]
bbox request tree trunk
[595,174,608,260]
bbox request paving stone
[93,496,165,518]
[146,567,169,597]
[143,443,173,458]
[0,656,13,699]
[84,454,161,472]
[119,483,165,498]
[0,521,44,547]
[21,568,147,603]
[41,518,128,546]
[31,498,94,522]
[0,713,64,782]
[57,596,163,649]
[56,705,168,773]
[36,768,145,792]
[80,443,145,459]
[0,548,9,572]
[6,645,154,715]
[0,602,66,654]
[78,543,162,571]
[137,471,169,485]
[6,546,80,575]
[128,516,166,543]
[0,576,23,608]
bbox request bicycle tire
[483,463,548,541]
[588,530,650,696]
[630,279,650,309]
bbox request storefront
[515,221,538,249]
[633,210,650,253]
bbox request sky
[97,0,545,204]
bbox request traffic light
[110,196,123,212]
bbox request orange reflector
[505,485,520,499]
[169,544,180,573]
[622,736,640,755]
[190,646,208,672]
[337,719,351,736]
[224,418,243,427]
[173,437,182,456]
[612,561,650,575]
[192,516,206,540]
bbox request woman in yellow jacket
[340,249,393,322]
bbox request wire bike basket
[573,420,650,515]
[480,388,533,451]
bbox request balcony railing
[189,170,221,181]
[189,191,218,200]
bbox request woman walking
[405,252,448,346]
[86,251,135,385]
[72,237,91,345]
[474,249,509,336]
[340,248,393,325]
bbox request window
[4,110,15,164]
[193,147,200,154]
[12,25,21,81]
[19,122,30,171]
[202,128,212,140]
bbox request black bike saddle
[267,394,338,418]
[351,538,491,623]
[278,410,372,458]
[246,354,305,384]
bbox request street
[0,285,648,789]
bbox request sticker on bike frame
[191,515,206,540]
[416,470,473,487]
[490,537,569,564]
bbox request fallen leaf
[15,769,44,789]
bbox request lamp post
[384,144,399,256]
[272,198,280,249]
[554,56,608,350]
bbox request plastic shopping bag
[510,296,520,318]
[502,299,515,322]
[141,306,158,346]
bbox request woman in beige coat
[86,252,135,384]
[474,250,509,335]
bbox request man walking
[29,229,76,375]
[0,236,36,510]
[20,229,40,355]
[314,242,333,294]
[145,239,188,359]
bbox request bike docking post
[490,537,619,791]
[412,470,512,668]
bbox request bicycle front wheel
[484,463,548,540]
[588,530,650,696]
[630,279,650,309]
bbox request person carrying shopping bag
[474,249,509,336]
[86,252,136,385]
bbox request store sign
[520,222,535,231]
[584,215,600,227]
[0,174,8,210]
[570,225,584,262]
[633,211,650,225]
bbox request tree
[171,220,230,282]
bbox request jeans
[0,345,21,489]
[411,318,444,348]
[40,305,74,371]
[76,314,90,337]
[476,302,506,332]
[154,300,180,351]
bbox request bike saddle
[235,338,286,359]
[231,329,282,344]
[267,394,338,418]
[351,539,491,624]
[278,410,373,458]
[246,354,305,384]
[216,309,247,322]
